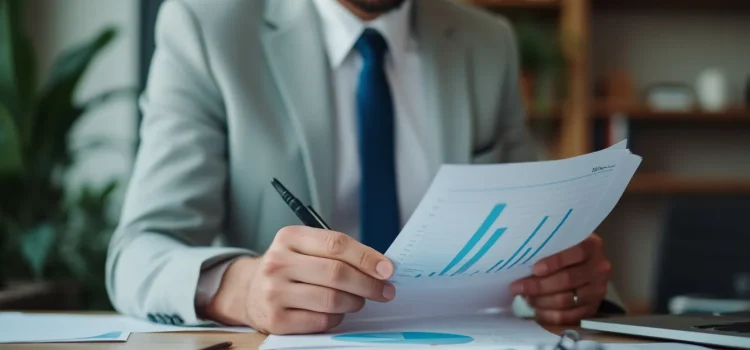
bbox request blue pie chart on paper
[332,332,474,345]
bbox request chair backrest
[653,196,750,314]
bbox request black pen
[198,341,232,350]
[271,178,331,230]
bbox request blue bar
[524,209,573,265]
[429,272,436,277]
[509,248,533,269]
[486,260,504,273]
[456,227,507,274]
[416,274,422,278]
[495,216,548,272]
[440,204,506,275]
[471,271,479,276]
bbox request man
[106,0,623,335]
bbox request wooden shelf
[595,104,750,122]
[465,0,561,10]
[593,0,750,11]
[627,173,750,195]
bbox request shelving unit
[592,0,750,11]
[467,0,750,316]
[595,104,750,122]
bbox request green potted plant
[514,18,566,119]
[0,0,133,310]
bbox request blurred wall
[26,0,140,211]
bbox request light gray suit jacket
[106,0,622,326]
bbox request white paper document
[262,313,560,349]
[263,143,642,349]
[0,312,255,343]
[308,342,713,350]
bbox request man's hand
[204,226,396,334]
[509,234,612,325]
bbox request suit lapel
[261,0,335,221]
[415,0,473,171]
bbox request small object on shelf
[696,68,730,112]
[645,83,696,112]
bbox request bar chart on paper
[385,160,625,282]
[392,202,574,279]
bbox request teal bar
[486,260,504,273]
[524,209,573,265]
[455,227,507,274]
[509,247,533,269]
[440,204,506,275]
[497,216,549,271]
[429,272,436,277]
[416,274,422,278]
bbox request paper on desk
[261,313,560,349]
[600,343,709,350]
[270,342,713,350]
[263,143,641,349]
[0,313,254,343]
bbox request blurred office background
[1,0,749,315]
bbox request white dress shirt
[313,0,433,240]
[196,0,433,311]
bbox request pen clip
[306,205,331,230]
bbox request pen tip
[271,178,287,195]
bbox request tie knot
[355,28,388,64]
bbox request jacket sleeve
[105,0,255,326]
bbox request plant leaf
[20,223,56,279]
[97,180,118,205]
[29,27,117,181]
[14,33,37,140]
[0,103,22,175]
[0,0,38,149]
[0,0,19,118]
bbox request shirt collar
[312,0,413,68]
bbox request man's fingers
[276,226,394,280]
[535,304,598,325]
[533,236,599,276]
[510,263,591,296]
[264,309,344,335]
[288,255,396,302]
[283,283,365,314]
[527,283,608,310]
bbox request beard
[342,0,406,14]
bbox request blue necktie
[355,29,400,254]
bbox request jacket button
[147,313,157,323]
[155,313,167,324]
